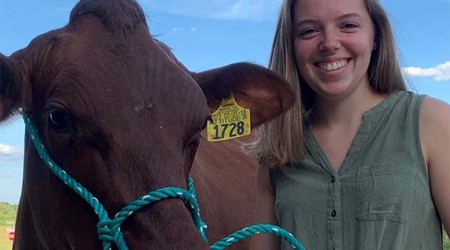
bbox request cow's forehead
[18,14,209,137]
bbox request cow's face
[0,0,295,248]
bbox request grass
[0,225,14,250]
[0,202,449,249]
[445,231,450,250]
[0,202,16,250]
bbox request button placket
[328,175,342,250]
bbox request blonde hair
[250,0,406,168]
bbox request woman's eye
[299,28,318,37]
[341,22,359,30]
[48,109,73,132]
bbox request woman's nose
[319,29,341,52]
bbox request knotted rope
[23,114,304,249]
[24,115,207,249]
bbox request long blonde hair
[250,0,406,168]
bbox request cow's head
[0,0,295,248]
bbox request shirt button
[331,210,337,217]
[331,176,336,183]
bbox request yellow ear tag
[207,94,251,142]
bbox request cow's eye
[48,109,73,132]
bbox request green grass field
[0,202,449,249]
[445,232,450,250]
[0,225,14,250]
[0,202,16,250]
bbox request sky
[0,0,449,205]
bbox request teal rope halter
[210,224,304,249]
[23,114,207,249]
[23,114,305,250]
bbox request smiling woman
[249,0,450,250]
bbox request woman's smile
[315,58,350,72]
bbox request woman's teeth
[318,59,348,71]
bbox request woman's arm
[249,165,281,250]
[420,97,450,236]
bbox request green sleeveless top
[270,91,443,250]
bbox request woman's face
[293,0,375,101]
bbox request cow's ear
[192,62,297,127]
[0,53,25,122]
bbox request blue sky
[0,0,449,204]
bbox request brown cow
[0,0,295,249]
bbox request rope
[210,224,305,250]
[188,174,209,241]
[23,115,208,249]
[23,114,304,249]
[98,187,208,249]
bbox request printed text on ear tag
[207,94,251,142]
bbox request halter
[23,113,305,250]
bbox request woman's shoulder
[384,90,427,113]
[421,96,450,125]
[419,96,450,232]
[420,96,450,165]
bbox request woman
[250,0,450,249]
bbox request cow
[0,0,295,249]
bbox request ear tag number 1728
[207,94,251,142]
